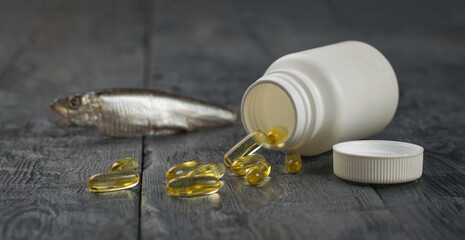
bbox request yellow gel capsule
[285,151,302,173]
[231,154,266,176]
[186,162,226,179]
[87,170,139,192]
[166,176,220,197]
[266,125,289,146]
[109,157,138,172]
[246,161,271,185]
[224,130,266,167]
[166,160,205,181]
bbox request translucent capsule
[87,170,140,192]
[109,157,138,172]
[166,176,220,197]
[186,162,226,179]
[224,130,266,167]
[246,161,271,185]
[166,160,205,181]
[266,125,289,146]
[285,151,302,173]
[231,154,266,176]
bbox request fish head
[50,93,100,126]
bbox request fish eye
[68,96,81,109]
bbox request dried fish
[50,89,240,136]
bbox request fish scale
[50,89,240,137]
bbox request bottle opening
[241,82,296,147]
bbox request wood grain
[0,1,147,239]
[0,0,464,239]
[140,0,463,239]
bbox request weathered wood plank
[0,1,147,239]
[0,1,51,71]
[0,136,143,239]
[236,0,465,237]
[1,0,464,239]
[139,0,459,239]
[370,38,465,238]
[141,128,409,239]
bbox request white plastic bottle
[241,41,398,156]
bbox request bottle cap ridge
[333,140,423,184]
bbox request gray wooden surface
[1,0,464,239]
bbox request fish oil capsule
[224,130,266,167]
[186,162,226,179]
[166,160,205,181]
[265,125,289,146]
[246,161,271,185]
[285,151,302,173]
[109,157,138,172]
[166,176,220,197]
[87,170,140,192]
[231,154,266,176]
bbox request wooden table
[1,0,464,239]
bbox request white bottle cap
[333,140,423,184]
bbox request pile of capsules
[86,126,302,195]
[165,161,225,197]
[87,157,140,192]
[165,125,303,197]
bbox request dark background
[0,0,464,239]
